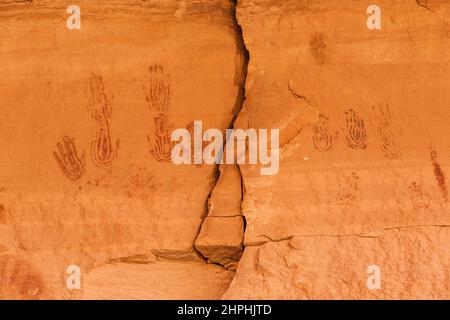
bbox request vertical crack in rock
[193,0,249,271]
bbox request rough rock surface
[224,226,450,299]
[0,0,244,299]
[195,216,244,270]
[224,0,450,299]
[1,0,450,300]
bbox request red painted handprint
[53,136,86,181]
[148,113,174,162]
[371,104,400,159]
[345,108,367,149]
[312,114,337,152]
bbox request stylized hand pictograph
[371,104,400,159]
[430,149,448,202]
[345,108,367,149]
[87,73,112,122]
[143,64,171,113]
[148,113,174,162]
[312,114,337,152]
[309,33,327,65]
[143,64,176,162]
[53,136,86,181]
[186,120,208,165]
[87,73,119,167]
[91,123,120,167]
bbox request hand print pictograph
[430,149,448,202]
[312,114,337,152]
[371,104,400,159]
[87,73,113,122]
[90,122,120,167]
[53,136,86,181]
[144,65,175,162]
[87,73,119,167]
[143,64,171,113]
[345,108,367,149]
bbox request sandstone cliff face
[0,0,449,300]
[224,0,450,299]
[0,0,243,299]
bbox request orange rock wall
[0,0,449,299]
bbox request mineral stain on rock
[87,73,119,167]
[0,256,47,300]
[2,0,450,300]
[409,181,430,210]
[0,204,6,224]
[430,149,448,202]
[371,104,401,159]
[309,33,327,65]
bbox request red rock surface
[225,0,450,299]
[1,0,449,300]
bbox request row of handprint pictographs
[53,73,119,181]
[143,65,208,164]
[312,105,400,159]
[313,105,447,206]
[334,171,435,209]
[53,136,86,181]
[53,65,201,181]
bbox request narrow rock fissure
[192,0,249,270]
